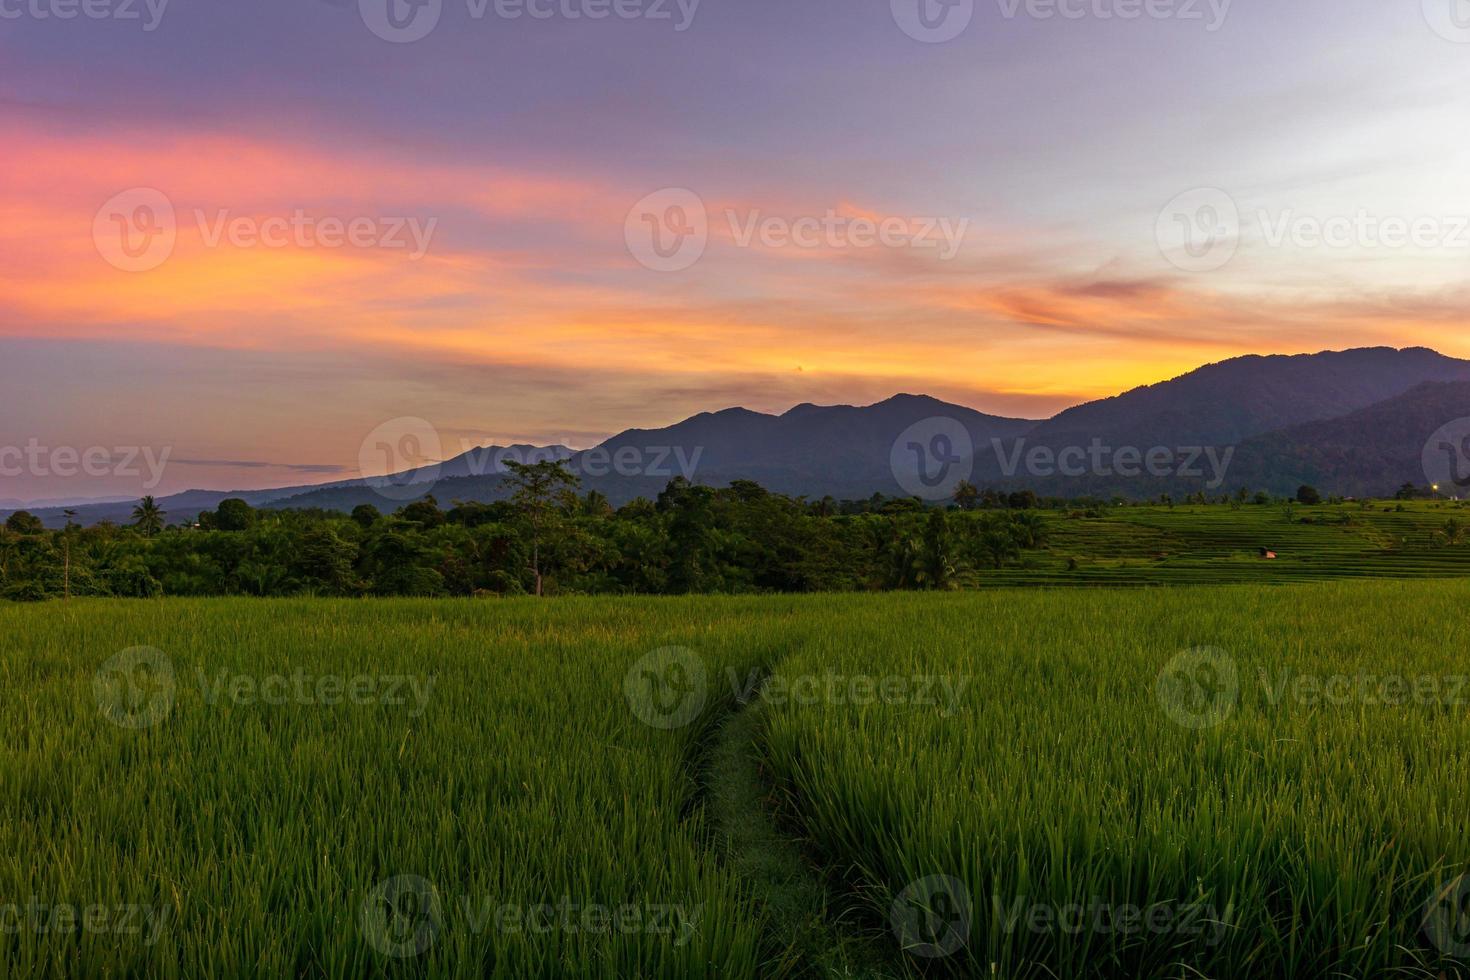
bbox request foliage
[5,510,44,534]
[0,476,1057,600]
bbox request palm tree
[131,496,165,537]
[975,524,1020,569]
[881,525,924,589]
[580,490,613,518]
[914,508,957,590]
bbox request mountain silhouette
[8,347,1469,526]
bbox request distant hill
[1024,346,1470,449]
[577,394,1036,500]
[6,445,570,528]
[274,396,1037,511]
[1224,381,1470,498]
[274,444,570,513]
[5,485,349,529]
[961,346,1470,498]
[6,346,1469,525]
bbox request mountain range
[8,346,1469,527]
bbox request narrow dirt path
[702,678,900,979]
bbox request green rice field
[993,500,1470,585]
[3,583,1468,978]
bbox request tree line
[0,463,1057,601]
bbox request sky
[3,0,1470,502]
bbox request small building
[1259,548,1277,559]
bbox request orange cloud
[5,112,1470,446]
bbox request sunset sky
[3,0,1470,501]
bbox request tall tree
[4,511,44,534]
[131,497,166,537]
[61,509,80,599]
[501,460,579,596]
[214,498,256,531]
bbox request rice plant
[762,583,1470,978]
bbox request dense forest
[0,461,1447,601]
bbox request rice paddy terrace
[989,500,1470,585]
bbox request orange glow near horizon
[4,114,1470,493]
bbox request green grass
[4,585,1469,978]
